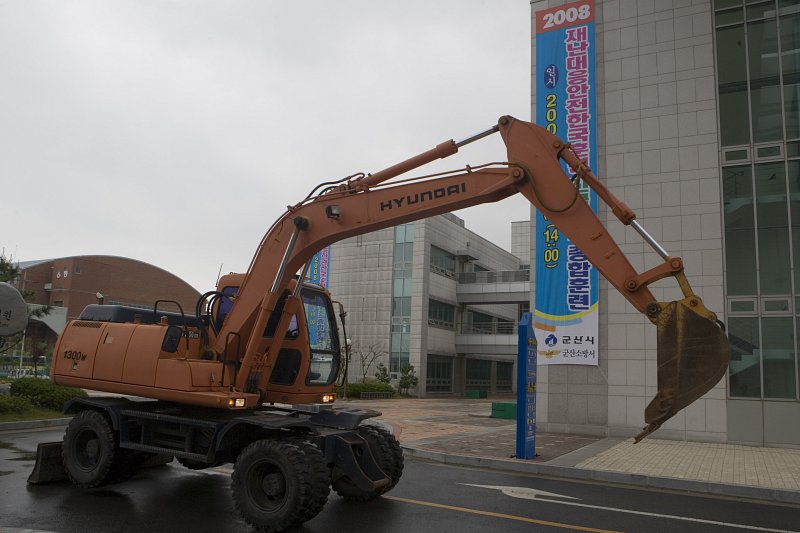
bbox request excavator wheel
[332,423,403,501]
[287,439,331,522]
[62,410,119,488]
[231,438,330,532]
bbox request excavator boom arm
[220,115,730,440]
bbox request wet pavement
[2,395,799,505]
[359,397,600,462]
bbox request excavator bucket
[636,297,731,441]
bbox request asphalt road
[1,427,798,533]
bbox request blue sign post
[516,312,537,459]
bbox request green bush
[374,363,390,384]
[398,364,418,395]
[0,395,34,415]
[334,380,395,399]
[10,378,87,411]
[9,377,51,398]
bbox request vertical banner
[534,0,599,366]
[307,247,331,345]
[309,247,330,288]
[516,312,537,460]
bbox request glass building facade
[716,0,800,401]
[390,224,414,373]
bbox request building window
[463,310,516,335]
[392,296,411,317]
[465,358,491,391]
[390,322,410,374]
[430,245,456,278]
[496,361,513,392]
[428,299,455,329]
[716,1,800,400]
[426,354,453,393]
[74,266,81,274]
[471,311,495,334]
[390,224,414,373]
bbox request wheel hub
[261,472,286,497]
[76,431,101,469]
[85,439,99,460]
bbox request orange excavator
[29,116,729,532]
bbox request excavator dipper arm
[219,115,730,441]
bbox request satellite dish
[0,282,28,337]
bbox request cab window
[302,289,340,385]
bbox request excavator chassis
[29,397,402,531]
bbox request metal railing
[460,322,519,335]
[457,269,530,284]
[359,391,395,400]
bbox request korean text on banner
[534,0,599,366]
[307,247,331,345]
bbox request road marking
[464,485,799,533]
[462,484,579,500]
[384,495,622,533]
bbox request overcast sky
[1,0,532,291]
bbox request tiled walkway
[576,438,800,491]
[351,397,800,495]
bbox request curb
[0,418,71,432]
[402,445,800,506]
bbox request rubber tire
[232,439,330,532]
[332,423,404,501]
[285,439,330,523]
[62,410,118,488]
[363,424,403,489]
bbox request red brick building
[5,255,200,374]
[16,255,200,320]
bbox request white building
[328,213,525,396]
[331,0,800,449]
[530,0,800,447]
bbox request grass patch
[0,394,65,423]
[0,407,65,423]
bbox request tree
[0,252,18,282]
[0,252,51,356]
[398,364,418,395]
[351,341,387,383]
[374,362,390,384]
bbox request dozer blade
[27,441,174,484]
[635,297,731,442]
[28,442,68,484]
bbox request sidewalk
[352,397,800,504]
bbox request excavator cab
[213,274,341,403]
